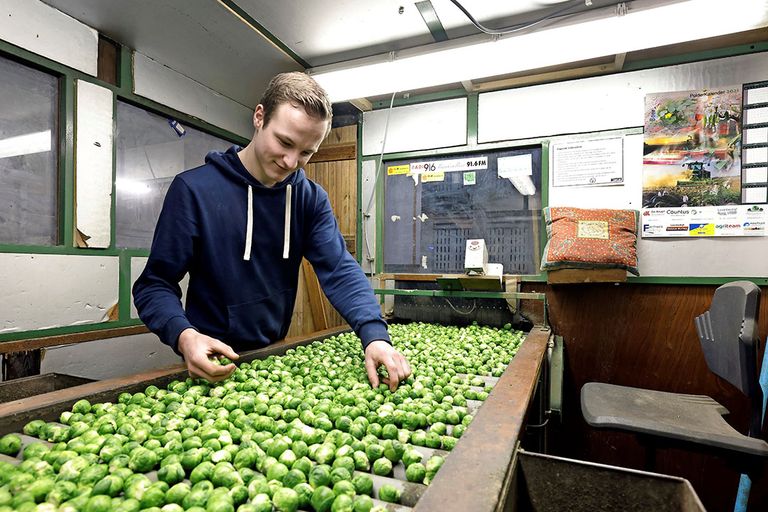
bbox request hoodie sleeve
[304,187,390,350]
[132,177,198,355]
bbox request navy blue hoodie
[133,146,389,354]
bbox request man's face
[251,102,329,187]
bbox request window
[115,101,233,249]
[0,55,59,245]
[384,147,542,275]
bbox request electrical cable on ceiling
[448,0,592,35]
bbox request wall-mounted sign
[551,137,624,187]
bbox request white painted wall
[41,333,182,380]
[362,97,467,156]
[133,52,254,140]
[0,254,118,333]
[75,80,114,248]
[478,53,768,143]
[0,0,98,76]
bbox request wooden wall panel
[521,282,768,511]
[288,125,358,337]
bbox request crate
[0,373,93,404]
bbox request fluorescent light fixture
[0,130,52,159]
[309,0,768,102]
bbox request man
[133,72,410,389]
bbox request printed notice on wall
[551,137,624,187]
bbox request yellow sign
[689,223,715,236]
[421,171,445,183]
[387,165,409,175]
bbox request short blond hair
[260,72,333,128]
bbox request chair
[581,281,768,508]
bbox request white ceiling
[39,0,768,109]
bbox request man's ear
[253,104,265,131]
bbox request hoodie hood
[206,145,302,261]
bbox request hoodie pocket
[226,290,292,345]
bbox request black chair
[581,281,768,481]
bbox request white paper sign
[497,154,532,178]
[551,137,624,187]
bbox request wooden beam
[470,63,617,93]
[614,52,627,70]
[349,98,373,112]
[310,142,356,163]
[302,259,329,331]
[0,325,150,354]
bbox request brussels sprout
[309,464,332,488]
[92,475,124,497]
[165,482,191,505]
[293,482,314,509]
[311,486,336,512]
[406,462,426,483]
[330,493,354,512]
[0,434,21,456]
[372,457,392,476]
[272,487,299,512]
[157,462,185,485]
[352,473,373,496]
[353,494,374,512]
[378,484,401,504]
[128,447,158,473]
[250,493,272,512]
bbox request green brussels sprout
[157,462,185,485]
[311,486,336,512]
[352,473,373,496]
[406,462,426,483]
[0,434,21,456]
[352,494,374,512]
[128,447,158,473]
[372,457,392,476]
[330,493,354,512]
[293,482,314,509]
[272,487,299,512]
[165,482,191,505]
[332,480,355,498]
[92,475,124,497]
[309,464,332,488]
[378,484,401,504]
[250,493,272,512]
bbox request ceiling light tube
[309,0,768,102]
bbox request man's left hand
[365,340,412,391]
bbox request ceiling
[40,0,768,111]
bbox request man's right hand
[177,328,239,382]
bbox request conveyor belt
[0,325,550,512]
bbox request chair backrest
[695,280,762,436]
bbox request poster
[641,86,755,237]
[643,86,742,208]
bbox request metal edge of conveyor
[413,325,551,512]
[0,326,350,435]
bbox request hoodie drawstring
[283,183,292,259]
[243,184,253,261]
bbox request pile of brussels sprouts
[0,322,523,512]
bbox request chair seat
[581,382,768,457]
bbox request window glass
[384,147,542,275]
[115,101,233,249]
[0,56,58,245]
